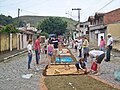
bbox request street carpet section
[45,64,85,76]
[44,75,118,90]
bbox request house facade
[74,21,89,39]
[88,8,120,50]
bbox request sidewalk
[0,49,27,62]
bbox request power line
[80,0,115,21]
[21,9,38,14]
[97,0,115,11]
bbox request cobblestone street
[70,48,120,88]
[0,52,47,90]
[0,48,120,90]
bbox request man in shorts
[88,50,105,75]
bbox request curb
[3,50,27,61]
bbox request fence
[0,33,17,53]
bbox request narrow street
[0,52,47,90]
[0,48,120,90]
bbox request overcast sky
[0,0,120,22]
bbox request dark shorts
[97,53,105,64]
[48,52,53,56]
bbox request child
[47,42,54,67]
[75,58,88,74]
[27,39,33,70]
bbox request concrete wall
[12,33,17,49]
[0,33,10,52]
[107,23,120,50]
[23,34,27,48]
[89,30,98,48]
[107,23,120,38]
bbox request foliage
[0,14,13,25]
[40,32,49,39]
[14,16,77,28]
[19,20,27,27]
[1,24,19,33]
[38,17,67,36]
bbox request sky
[0,0,120,22]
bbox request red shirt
[34,39,40,50]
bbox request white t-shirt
[77,39,82,49]
[107,37,113,46]
[27,44,32,53]
[89,50,104,60]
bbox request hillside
[14,15,77,30]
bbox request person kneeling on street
[75,58,88,74]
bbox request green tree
[38,17,67,36]
[0,14,13,25]
[40,32,49,39]
[1,24,18,33]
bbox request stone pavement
[0,51,48,90]
[69,48,120,88]
[0,47,120,90]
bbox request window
[80,25,83,28]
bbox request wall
[107,23,120,37]
[0,33,10,52]
[104,8,120,24]
[12,33,17,49]
[0,33,17,52]
[107,23,120,50]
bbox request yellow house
[107,23,120,50]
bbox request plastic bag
[114,71,120,81]
[91,62,97,71]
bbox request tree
[40,32,49,39]
[0,15,13,25]
[1,24,18,33]
[19,20,26,27]
[38,17,67,36]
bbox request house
[88,8,120,50]
[17,23,37,50]
[18,27,34,50]
[74,21,89,39]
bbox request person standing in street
[99,36,106,52]
[47,41,54,67]
[105,33,113,62]
[77,37,83,57]
[51,36,58,63]
[27,39,33,70]
[74,40,78,52]
[34,35,41,70]
[83,37,89,61]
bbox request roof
[18,28,33,35]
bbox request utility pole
[72,8,81,22]
[72,8,81,36]
[18,8,20,27]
